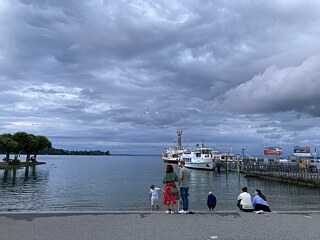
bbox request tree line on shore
[39,147,110,156]
[0,132,52,163]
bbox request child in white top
[149,184,163,211]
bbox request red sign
[264,147,282,155]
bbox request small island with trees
[0,132,52,169]
[0,132,110,169]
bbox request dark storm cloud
[1,0,320,154]
[216,56,320,116]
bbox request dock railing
[226,161,320,182]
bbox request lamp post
[242,148,245,161]
[237,154,240,173]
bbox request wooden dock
[224,161,320,187]
[245,171,320,187]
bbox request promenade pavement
[0,211,320,240]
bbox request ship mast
[177,130,182,150]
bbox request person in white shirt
[237,186,253,212]
[149,184,163,211]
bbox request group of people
[150,163,270,213]
[162,161,191,214]
[149,161,217,213]
[237,186,271,212]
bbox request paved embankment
[1,211,320,240]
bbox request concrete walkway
[1,211,320,240]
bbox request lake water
[1,155,320,212]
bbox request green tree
[25,134,37,162]
[0,133,19,162]
[33,135,52,160]
[13,132,37,162]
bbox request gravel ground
[0,211,319,240]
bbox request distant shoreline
[110,154,161,156]
[37,154,161,157]
[0,153,161,157]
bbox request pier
[222,161,320,187]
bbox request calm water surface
[1,155,320,212]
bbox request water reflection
[0,165,49,211]
[1,166,37,185]
[24,166,37,181]
[2,168,17,185]
[1,156,320,212]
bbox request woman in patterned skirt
[162,164,180,214]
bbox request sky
[1,0,320,156]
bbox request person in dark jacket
[207,192,217,211]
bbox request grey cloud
[264,133,283,140]
[2,0,320,154]
[26,87,60,94]
[215,56,320,116]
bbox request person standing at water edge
[237,186,253,212]
[149,184,163,211]
[207,192,217,211]
[162,164,180,214]
[178,160,190,214]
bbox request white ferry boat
[162,147,185,163]
[180,143,215,170]
[162,130,185,163]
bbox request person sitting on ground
[252,189,271,212]
[207,192,217,211]
[237,186,254,212]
